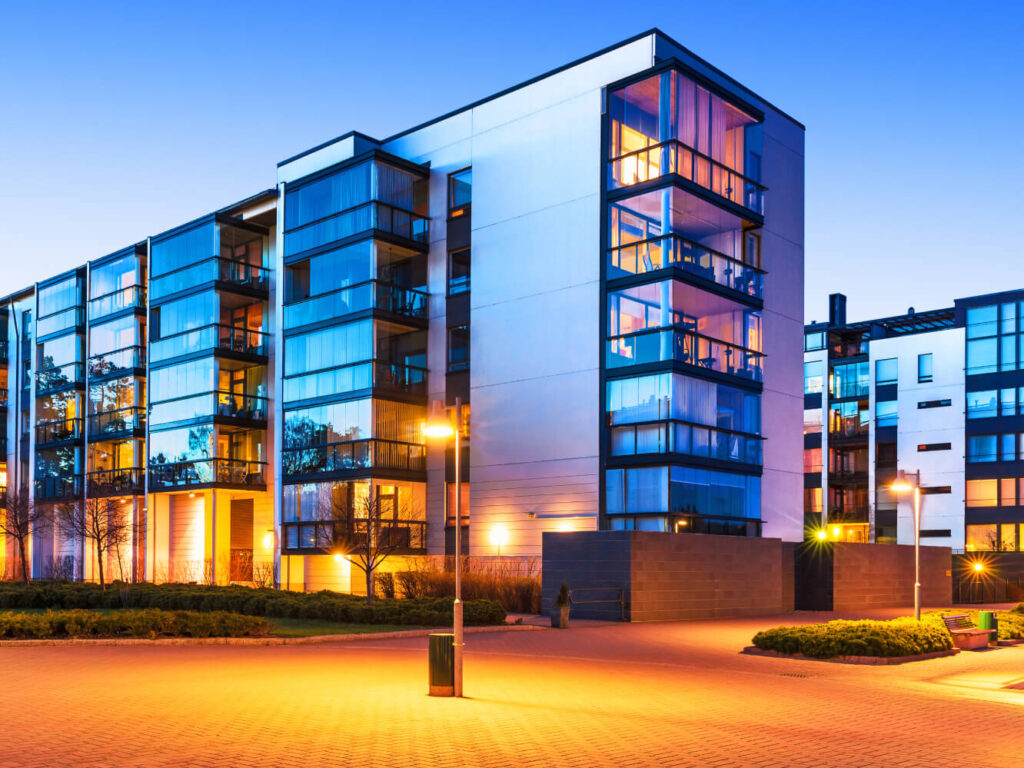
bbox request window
[918,399,951,409]
[1004,433,1018,461]
[804,332,825,352]
[917,353,933,383]
[447,325,470,372]
[967,435,997,463]
[917,443,951,452]
[965,303,1024,374]
[448,249,470,295]
[803,361,823,394]
[803,408,822,435]
[830,361,869,399]
[803,447,821,473]
[875,400,898,427]
[920,486,951,495]
[1002,388,1017,416]
[966,479,998,507]
[920,529,952,538]
[448,168,472,217]
[965,524,998,551]
[875,358,897,385]
[966,390,997,419]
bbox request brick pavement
[2,611,1023,767]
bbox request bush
[0,581,506,627]
[0,609,271,639]
[752,616,954,659]
[929,608,1024,640]
[395,559,541,614]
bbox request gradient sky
[1,1,1020,322]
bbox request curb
[741,646,961,665]
[0,623,546,648]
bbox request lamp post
[890,469,922,621]
[423,398,463,697]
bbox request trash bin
[428,633,455,697]
[978,610,998,644]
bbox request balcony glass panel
[283,360,427,402]
[284,201,429,257]
[35,418,83,444]
[149,458,267,489]
[90,252,142,298]
[35,475,83,499]
[150,391,268,426]
[830,361,870,399]
[150,257,269,300]
[36,362,85,392]
[605,464,760,519]
[151,221,216,278]
[606,328,763,381]
[89,285,145,320]
[88,406,146,437]
[283,281,428,329]
[829,401,869,439]
[37,307,84,337]
[282,439,426,476]
[88,345,145,377]
[86,467,144,496]
[150,324,268,362]
[607,371,759,434]
[38,275,82,317]
[609,420,762,464]
[280,519,426,554]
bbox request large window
[284,320,373,377]
[803,361,823,394]
[966,302,1023,374]
[607,372,759,434]
[917,353,933,383]
[151,222,216,278]
[448,168,471,217]
[875,400,898,427]
[875,358,897,385]
[605,465,760,519]
[448,248,471,295]
[830,361,869,399]
[89,315,141,356]
[447,325,469,372]
[38,275,82,318]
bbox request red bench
[942,614,991,650]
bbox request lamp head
[422,400,455,439]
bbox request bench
[943,614,991,650]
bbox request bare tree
[318,484,417,605]
[55,498,132,590]
[0,488,50,583]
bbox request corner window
[448,249,470,295]
[448,168,472,218]
[447,325,469,372]
[803,361,823,394]
[875,358,897,385]
[966,390,998,419]
[917,353,933,383]
[804,332,825,352]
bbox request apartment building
[0,29,805,590]
[805,291,1024,554]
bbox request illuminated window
[965,524,997,551]
[965,479,998,507]
[448,168,472,217]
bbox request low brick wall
[831,542,952,611]
[542,531,787,621]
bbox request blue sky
[1,1,1020,321]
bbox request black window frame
[447,248,471,296]
[447,167,472,219]
[447,324,470,373]
[917,352,933,383]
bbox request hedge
[396,569,541,614]
[752,617,954,658]
[0,609,271,639]
[0,581,506,627]
[929,608,1024,640]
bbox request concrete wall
[831,542,952,611]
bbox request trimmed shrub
[752,616,954,658]
[0,582,506,627]
[395,560,541,614]
[0,609,271,639]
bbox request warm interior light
[490,525,509,547]
[262,533,274,550]
[188,492,196,498]
[334,553,347,563]
[557,521,574,533]
[816,529,827,541]
[972,561,984,573]
[831,526,841,538]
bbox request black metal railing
[36,362,85,393]
[608,139,766,214]
[284,280,429,328]
[35,475,83,500]
[281,519,427,554]
[35,418,83,445]
[88,345,146,378]
[282,438,426,477]
[86,467,145,496]
[149,391,268,424]
[151,257,269,300]
[148,458,267,489]
[606,327,763,381]
[150,323,268,362]
[88,406,146,437]
[284,201,429,256]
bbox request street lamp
[890,469,922,621]
[422,398,463,697]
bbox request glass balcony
[86,467,144,496]
[36,362,85,393]
[149,458,267,489]
[150,257,269,301]
[88,345,146,378]
[282,360,427,402]
[35,418,83,445]
[150,391,268,426]
[35,475,83,500]
[0,340,8,362]
[282,519,426,554]
[282,438,427,477]
[283,281,429,329]
[0,387,7,408]
[606,328,763,381]
[608,140,766,215]
[608,234,763,299]
[88,285,146,321]
[609,419,762,465]
[284,202,429,257]
[88,406,146,438]
[150,324,268,363]
[37,307,85,338]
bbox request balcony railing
[151,257,269,300]
[149,458,267,490]
[282,359,427,402]
[282,438,426,477]
[608,139,766,215]
[284,201,429,257]
[606,328,763,381]
[36,306,85,338]
[36,362,85,393]
[35,475,83,500]
[284,280,429,329]
[86,467,144,496]
[0,340,8,362]
[609,419,762,465]
[0,387,7,408]
[150,323,268,363]
[608,234,763,299]
[281,519,427,554]
[89,285,146,320]
[88,345,146,378]
[150,390,268,426]
[35,418,83,445]
[88,406,146,438]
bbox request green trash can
[978,610,998,644]
[428,633,455,697]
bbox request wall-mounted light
[490,525,509,556]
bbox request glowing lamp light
[890,480,914,493]
[262,533,274,550]
[972,561,985,573]
[334,553,348,563]
[490,525,509,547]
[557,521,574,533]
[816,529,828,541]
[831,526,841,538]
[422,401,455,439]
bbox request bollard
[977,610,997,644]
[428,633,455,697]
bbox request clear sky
[1,1,1020,322]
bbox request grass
[1,609,435,639]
